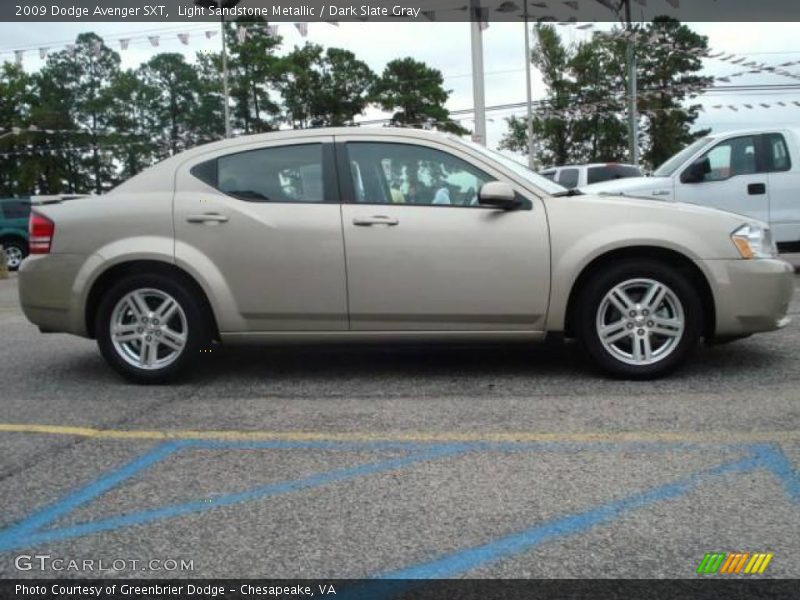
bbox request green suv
[0,198,30,270]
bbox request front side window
[345,142,493,207]
[695,135,759,182]
[203,144,325,203]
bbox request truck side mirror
[681,157,711,184]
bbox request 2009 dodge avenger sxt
[18,128,794,383]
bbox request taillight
[29,212,55,254]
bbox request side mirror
[681,157,711,184]
[478,181,521,210]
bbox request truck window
[696,135,759,182]
[765,133,791,172]
[558,168,579,189]
[587,165,642,184]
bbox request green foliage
[501,19,711,171]
[278,43,375,128]
[1,29,460,195]
[371,57,467,135]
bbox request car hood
[578,176,672,198]
[564,190,765,229]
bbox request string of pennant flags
[5,21,336,65]
[1,95,797,158]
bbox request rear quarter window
[1,201,31,219]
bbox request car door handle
[352,215,399,226]
[186,213,229,224]
[747,183,766,195]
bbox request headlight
[730,223,776,259]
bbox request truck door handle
[651,190,670,196]
[186,213,229,224]
[748,183,766,195]
[352,215,399,227]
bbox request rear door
[674,134,769,222]
[336,135,550,331]
[764,131,800,249]
[174,136,348,332]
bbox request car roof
[171,126,460,161]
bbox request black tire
[2,238,27,271]
[575,259,703,380]
[95,273,211,384]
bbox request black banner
[2,579,800,600]
[3,0,800,23]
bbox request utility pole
[624,0,639,166]
[220,13,232,139]
[470,0,487,146]
[195,0,237,138]
[523,2,535,168]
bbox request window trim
[336,140,531,210]
[189,141,339,204]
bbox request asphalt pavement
[0,270,798,580]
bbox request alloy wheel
[110,288,188,370]
[595,278,685,366]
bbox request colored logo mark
[696,552,773,575]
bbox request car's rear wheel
[576,259,703,379]
[2,239,27,271]
[96,274,210,383]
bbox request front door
[174,137,348,332]
[675,133,769,223]
[337,137,550,331]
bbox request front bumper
[18,253,91,336]
[699,257,795,337]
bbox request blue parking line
[371,453,761,581]
[0,443,471,552]
[0,441,180,552]
[752,443,800,503]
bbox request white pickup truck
[579,127,800,253]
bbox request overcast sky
[1,21,799,154]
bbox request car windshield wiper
[226,189,270,201]
[552,188,583,197]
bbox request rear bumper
[18,253,91,336]
[699,258,795,337]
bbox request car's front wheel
[96,274,210,383]
[576,259,703,379]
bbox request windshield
[653,137,711,177]
[454,138,567,195]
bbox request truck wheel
[576,259,703,379]
[95,273,211,384]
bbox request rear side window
[587,165,641,184]
[540,170,556,181]
[557,168,579,189]
[192,144,326,203]
[765,133,791,172]
[1,201,30,219]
